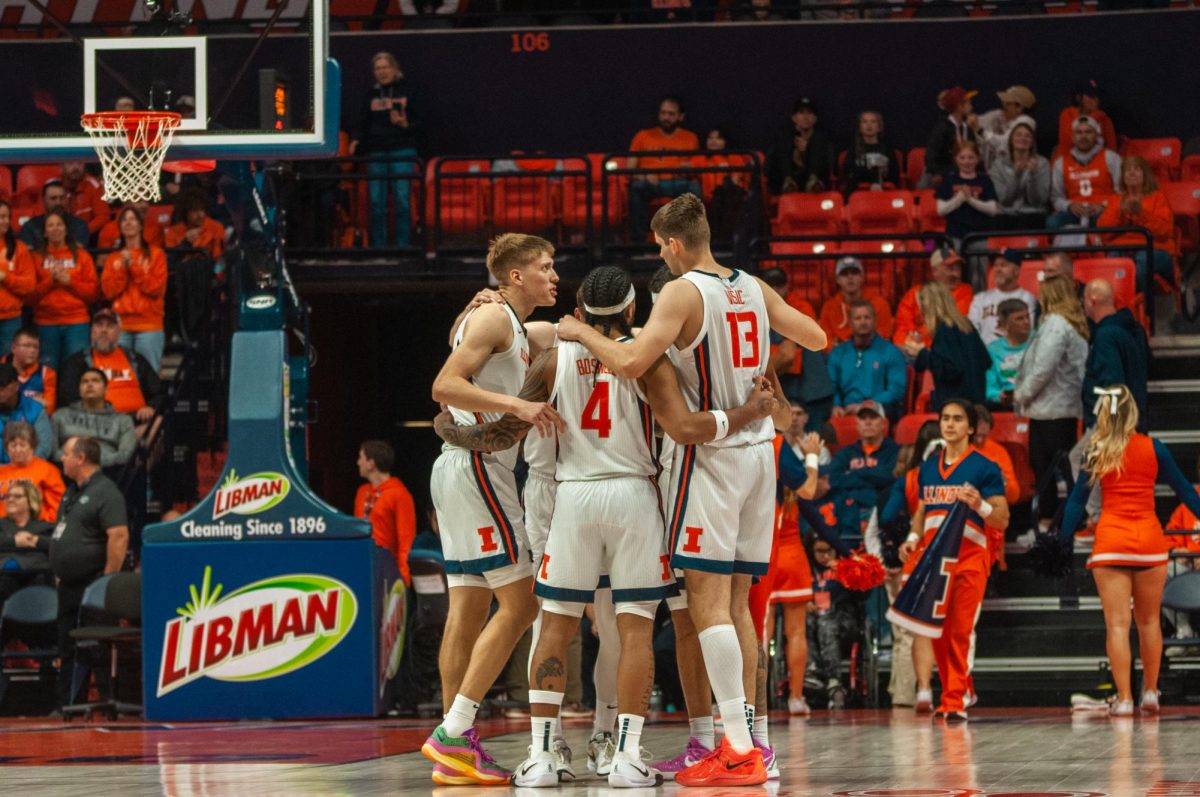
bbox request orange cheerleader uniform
[767,499,817,604]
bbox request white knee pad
[615,600,659,620]
[541,598,585,618]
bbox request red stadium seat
[847,239,917,304]
[989,413,1036,503]
[985,233,1050,252]
[847,190,914,235]
[1181,155,1200,183]
[910,189,945,234]
[906,148,926,188]
[769,240,839,304]
[492,175,553,233]
[1017,260,1045,296]
[1073,257,1136,307]
[0,166,11,201]
[1122,137,1182,181]
[1161,180,1200,253]
[894,413,937,445]
[426,158,490,237]
[913,370,935,413]
[773,192,844,236]
[15,164,58,206]
[829,415,861,451]
[147,204,174,230]
[11,203,38,232]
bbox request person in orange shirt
[101,207,169,371]
[1057,80,1118,163]
[30,210,97,371]
[354,440,417,586]
[0,421,63,522]
[60,161,109,237]
[97,201,165,249]
[165,191,225,265]
[2,328,55,415]
[971,404,1020,505]
[627,96,700,241]
[0,201,37,354]
[1048,116,1121,231]
[1096,155,1176,292]
[819,257,894,348]
[892,247,974,348]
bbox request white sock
[752,714,769,747]
[594,701,619,738]
[615,713,645,762]
[689,715,715,750]
[442,694,478,738]
[531,715,559,755]
[697,624,753,753]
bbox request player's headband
[584,285,636,316]
[1093,386,1122,417]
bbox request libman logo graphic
[378,581,408,697]
[157,566,358,697]
[213,469,290,519]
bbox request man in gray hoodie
[51,368,135,469]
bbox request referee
[48,435,128,709]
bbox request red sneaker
[676,737,767,787]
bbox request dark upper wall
[333,10,1197,159]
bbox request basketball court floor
[3,709,1198,796]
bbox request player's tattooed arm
[432,347,558,452]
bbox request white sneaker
[512,749,560,787]
[1109,699,1134,717]
[608,756,662,788]
[1070,693,1109,711]
[1014,529,1037,550]
[553,738,575,780]
[587,732,615,776]
[1141,689,1161,714]
[788,696,811,716]
[964,690,978,709]
[915,689,933,713]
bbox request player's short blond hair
[485,234,554,283]
[650,193,710,251]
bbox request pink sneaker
[431,764,474,785]
[420,725,511,785]
[755,740,780,780]
[649,735,712,780]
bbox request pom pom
[834,550,887,591]
[1027,532,1074,578]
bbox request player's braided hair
[577,266,634,340]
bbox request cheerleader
[1059,384,1200,715]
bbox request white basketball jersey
[552,338,656,481]
[445,303,530,470]
[667,269,773,449]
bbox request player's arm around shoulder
[432,302,516,410]
[758,277,827,352]
[639,354,775,445]
[558,279,697,379]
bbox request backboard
[0,0,338,162]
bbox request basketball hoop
[80,111,182,203]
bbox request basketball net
[80,111,181,203]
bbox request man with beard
[57,308,160,435]
[627,96,701,242]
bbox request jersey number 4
[726,311,760,368]
[581,381,612,438]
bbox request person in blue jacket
[828,301,907,423]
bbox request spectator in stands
[762,268,835,428]
[819,256,894,346]
[4,328,55,414]
[1013,275,1088,531]
[893,247,974,348]
[19,182,90,251]
[58,308,160,437]
[98,201,164,249]
[737,0,785,20]
[355,439,417,586]
[839,111,900,197]
[114,96,135,112]
[1048,116,1121,231]
[101,208,168,372]
[1095,155,1177,291]
[971,403,1021,506]
[975,86,1036,169]
[1042,251,1075,281]
[989,120,1051,229]
[627,96,701,241]
[0,201,36,354]
[767,96,834,195]
[985,298,1033,408]
[30,210,97,371]
[700,127,752,240]
[165,190,226,265]
[59,161,108,239]
[828,300,907,422]
[829,400,899,538]
[922,86,977,187]
[0,365,52,463]
[806,535,856,708]
[52,369,135,468]
[0,479,53,607]
[348,52,419,249]
[1081,278,1149,431]
[49,435,128,708]
[1057,79,1118,162]
[0,421,63,521]
[904,281,991,409]
[935,140,999,251]
[969,250,1037,345]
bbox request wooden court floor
[3,709,1199,796]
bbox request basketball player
[557,194,826,785]
[897,399,1009,722]
[439,265,780,787]
[421,234,564,785]
[1058,385,1200,715]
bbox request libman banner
[157,566,358,697]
